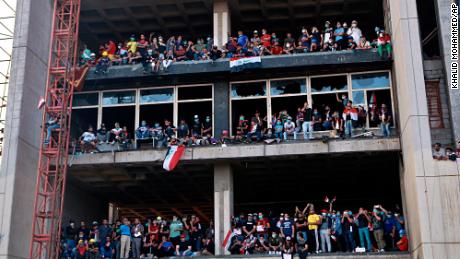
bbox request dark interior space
[311,75,348,93]
[71,108,98,139]
[102,106,135,135]
[68,163,215,223]
[311,93,347,113]
[271,96,308,120]
[140,104,174,126]
[178,101,213,126]
[233,151,402,216]
[416,0,441,59]
[178,85,213,100]
[231,98,267,134]
[368,89,393,127]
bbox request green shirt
[372,212,386,229]
[169,221,183,238]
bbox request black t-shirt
[244,220,255,232]
[178,240,190,252]
[164,125,176,138]
[296,218,307,231]
[177,124,189,138]
[357,214,369,228]
[303,108,313,122]
[65,226,77,239]
[192,122,201,136]
[203,240,214,254]
[342,217,354,233]
[158,44,166,54]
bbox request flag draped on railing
[229,56,262,72]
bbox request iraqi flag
[230,56,262,73]
[163,145,186,171]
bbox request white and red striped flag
[163,145,186,171]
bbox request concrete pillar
[434,0,460,141]
[213,81,230,137]
[0,0,52,258]
[214,162,233,255]
[213,0,231,48]
[389,0,460,258]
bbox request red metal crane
[29,0,81,258]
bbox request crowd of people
[432,141,460,162]
[80,20,393,74]
[60,203,409,259]
[228,204,408,257]
[61,215,214,259]
[73,94,394,153]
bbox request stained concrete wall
[0,0,52,258]
[434,0,460,141]
[62,183,108,226]
[389,0,460,258]
[423,60,454,146]
[213,81,229,137]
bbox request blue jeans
[344,120,353,137]
[343,231,355,252]
[283,131,297,140]
[175,250,193,256]
[45,123,60,143]
[358,227,372,251]
[247,131,261,141]
[275,132,283,139]
[302,121,313,139]
[136,130,150,139]
[380,122,390,137]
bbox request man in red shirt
[377,29,392,59]
[261,28,272,49]
[392,229,409,251]
[271,41,283,55]
[256,213,270,239]
[106,40,116,60]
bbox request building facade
[0,0,459,259]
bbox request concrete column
[434,0,460,141]
[213,0,231,48]
[214,162,233,255]
[213,81,230,137]
[389,0,460,258]
[0,0,52,258]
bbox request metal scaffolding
[29,0,81,258]
[0,0,15,158]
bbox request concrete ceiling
[68,151,400,220]
[79,0,383,49]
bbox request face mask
[206,118,210,122]
[373,209,378,213]
[258,216,263,219]
[286,43,290,48]
[239,117,244,120]
[322,213,326,216]
[142,122,146,126]
[279,217,283,221]
[348,211,353,216]
[272,233,277,238]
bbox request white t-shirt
[347,27,362,44]
[284,122,296,131]
[81,132,96,142]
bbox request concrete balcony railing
[84,49,390,83]
[70,137,401,166]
